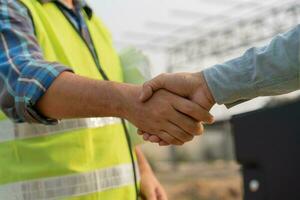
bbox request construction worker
[0,0,213,199]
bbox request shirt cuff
[202,59,258,108]
[16,63,73,124]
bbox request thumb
[139,82,154,102]
[139,74,166,102]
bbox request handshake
[122,72,216,146]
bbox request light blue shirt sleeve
[203,24,300,108]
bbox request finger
[141,132,163,143]
[140,83,154,102]
[147,134,171,146]
[139,74,168,102]
[169,108,203,136]
[148,135,163,143]
[203,119,215,125]
[143,133,151,141]
[172,96,214,124]
[143,134,170,146]
[199,123,205,135]
[163,122,194,143]
[142,186,157,200]
[140,131,164,143]
[156,187,168,200]
[159,141,170,146]
[157,130,183,145]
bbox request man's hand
[120,84,213,145]
[140,168,168,200]
[136,147,168,200]
[138,72,216,145]
[36,72,211,145]
[140,72,215,110]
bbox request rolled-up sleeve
[203,24,300,107]
[0,1,73,124]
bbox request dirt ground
[154,161,243,200]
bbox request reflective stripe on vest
[0,117,121,143]
[1,1,138,199]
[0,163,140,200]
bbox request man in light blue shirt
[139,24,300,145]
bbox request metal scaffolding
[167,1,300,71]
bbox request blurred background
[88,0,300,199]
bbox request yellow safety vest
[0,0,139,199]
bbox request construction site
[0,0,300,199]
[92,0,300,199]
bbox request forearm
[203,25,300,107]
[36,72,130,120]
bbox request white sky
[88,0,287,48]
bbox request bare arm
[36,72,127,119]
[36,72,213,145]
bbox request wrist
[200,71,216,107]
[193,72,216,110]
[110,82,141,120]
[102,82,131,118]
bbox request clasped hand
[132,72,215,146]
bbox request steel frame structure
[167,1,300,71]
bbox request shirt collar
[37,0,93,19]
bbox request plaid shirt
[0,0,95,124]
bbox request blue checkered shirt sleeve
[0,1,73,124]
